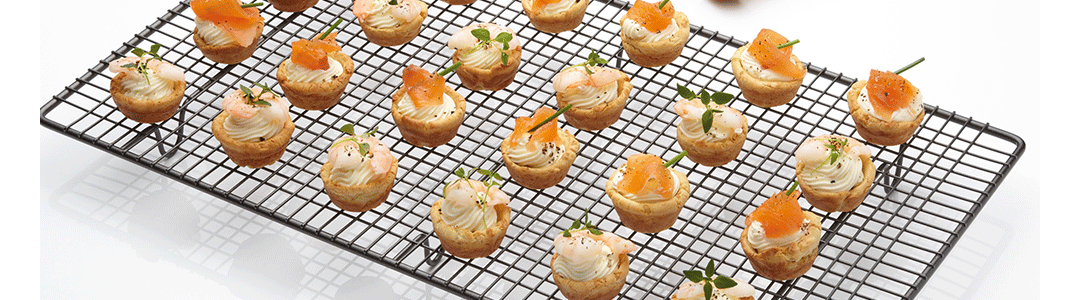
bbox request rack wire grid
[40,0,1026,299]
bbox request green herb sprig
[119,44,166,86]
[438,62,463,77]
[448,167,505,229]
[562,50,610,75]
[658,0,671,9]
[785,180,800,196]
[240,2,264,8]
[682,260,738,300]
[318,18,344,40]
[560,214,602,237]
[239,83,277,106]
[330,124,378,155]
[527,104,572,133]
[388,0,399,5]
[776,39,801,49]
[893,57,925,75]
[663,150,687,168]
[676,84,735,134]
[809,137,849,174]
[465,28,515,66]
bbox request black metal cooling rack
[40,0,1025,299]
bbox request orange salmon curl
[746,29,805,79]
[745,190,803,239]
[865,69,918,121]
[616,154,675,198]
[191,0,265,47]
[626,0,675,33]
[401,65,447,107]
[510,107,559,151]
[290,32,341,70]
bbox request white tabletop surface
[31,0,1061,299]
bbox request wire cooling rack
[40,0,1025,299]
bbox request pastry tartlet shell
[619,12,690,68]
[211,110,295,168]
[194,21,265,65]
[319,158,399,212]
[796,152,876,213]
[500,129,581,190]
[605,169,691,233]
[430,201,512,259]
[391,85,467,147]
[555,71,633,131]
[359,3,428,47]
[521,0,589,33]
[276,51,355,110]
[551,252,630,300]
[453,47,523,91]
[267,0,319,12]
[676,115,748,167]
[109,72,186,123]
[730,44,806,108]
[846,80,925,146]
[740,211,822,281]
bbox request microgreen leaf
[150,44,161,56]
[663,150,687,168]
[658,0,671,9]
[676,84,696,100]
[471,28,490,41]
[253,100,272,107]
[701,109,714,133]
[705,260,715,277]
[240,2,263,8]
[340,124,356,136]
[356,142,370,157]
[893,57,925,75]
[785,181,800,196]
[587,228,601,235]
[120,63,137,68]
[571,219,581,229]
[699,89,710,102]
[240,85,255,98]
[454,167,467,179]
[712,92,734,105]
[703,282,714,300]
[494,32,513,43]
[683,270,704,282]
[477,169,495,178]
[253,82,277,98]
[389,0,398,5]
[713,275,737,289]
[527,104,572,133]
[131,47,146,58]
[776,39,800,49]
[361,126,378,138]
[501,52,509,66]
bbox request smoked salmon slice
[616,154,675,198]
[531,0,561,12]
[865,69,917,122]
[510,107,559,150]
[746,29,805,79]
[626,0,674,33]
[290,32,341,70]
[191,0,264,47]
[745,190,803,239]
[401,65,446,107]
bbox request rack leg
[877,143,908,197]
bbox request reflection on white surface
[41,150,462,299]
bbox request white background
[25,0,1065,299]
